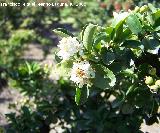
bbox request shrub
[6,4,160,133]
[55,3,160,129]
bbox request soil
[0,43,50,128]
[0,88,22,128]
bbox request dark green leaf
[53,28,74,37]
[75,88,81,105]
[114,23,124,42]
[101,49,115,65]
[126,85,136,96]
[121,28,132,41]
[93,71,110,89]
[142,37,160,54]
[75,87,89,105]
[122,40,144,49]
[93,65,116,89]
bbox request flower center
[76,68,85,77]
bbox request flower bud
[149,68,156,76]
[140,5,148,13]
[145,76,153,85]
[149,85,159,91]
[134,6,140,12]
[155,80,160,86]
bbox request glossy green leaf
[126,14,142,35]
[106,27,114,40]
[114,21,124,42]
[94,32,108,51]
[148,3,157,13]
[126,85,136,96]
[104,68,116,87]
[82,23,97,50]
[112,12,129,28]
[142,37,160,54]
[75,87,89,105]
[75,88,81,105]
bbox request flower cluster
[57,37,95,87]
[70,61,95,88]
[113,11,129,19]
[57,37,82,61]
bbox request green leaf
[121,103,134,114]
[53,28,74,37]
[87,54,100,63]
[109,62,123,74]
[106,27,114,40]
[25,62,32,75]
[93,65,116,89]
[146,12,155,26]
[120,69,137,78]
[101,49,115,65]
[148,3,157,13]
[112,12,129,28]
[126,85,136,96]
[121,28,132,41]
[55,54,62,63]
[82,23,97,51]
[93,71,110,89]
[104,68,116,87]
[111,13,128,42]
[75,88,81,105]
[75,87,89,105]
[155,26,160,31]
[122,40,144,49]
[61,60,73,68]
[80,24,89,40]
[115,49,135,68]
[94,32,108,51]
[142,37,160,54]
[153,9,160,20]
[80,87,89,104]
[114,21,124,42]
[126,14,142,35]
[22,106,31,118]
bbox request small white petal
[57,37,82,61]
[70,61,95,87]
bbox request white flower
[113,11,129,20]
[57,37,82,60]
[70,61,95,87]
[113,11,119,18]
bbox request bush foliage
[3,3,160,133]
